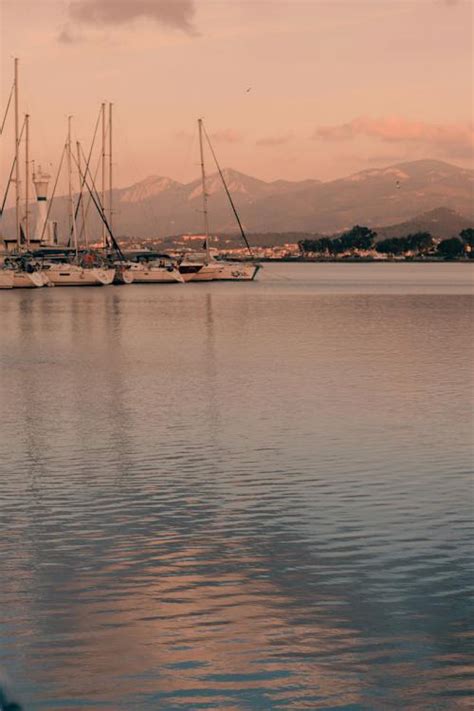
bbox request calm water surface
[0,263,473,710]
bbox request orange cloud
[63,0,198,38]
[314,117,474,158]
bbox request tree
[375,237,409,256]
[437,237,464,259]
[460,228,474,248]
[339,225,377,251]
[406,232,433,254]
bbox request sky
[0,0,473,193]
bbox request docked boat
[31,247,115,287]
[124,252,184,283]
[1,256,49,288]
[180,118,261,283]
[0,60,49,289]
[42,261,114,286]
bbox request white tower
[32,165,53,244]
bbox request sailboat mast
[76,140,88,247]
[101,101,106,246]
[108,103,113,231]
[25,113,30,248]
[14,58,21,249]
[67,116,78,257]
[198,118,210,263]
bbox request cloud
[314,116,474,158]
[64,0,198,36]
[209,129,243,144]
[256,133,292,147]
[58,25,83,44]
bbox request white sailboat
[124,252,184,283]
[41,261,114,286]
[41,117,115,287]
[1,59,48,288]
[180,119,260,282]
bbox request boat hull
[12,270,48,288]
[129,265,184,283]
[44,265,115,286]
[0,270,15,289]
[186,263,224,281]
[214,263,261,281]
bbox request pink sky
[1,0,472,192]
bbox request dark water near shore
[0,263,473,710]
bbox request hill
[374,207,473,240]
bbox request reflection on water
[0,264,473,710]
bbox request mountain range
[1,159,473,240]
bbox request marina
[1,62,261,291]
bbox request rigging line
[77,146,103,243]
[0,116,26,216]
[70,106,102,244]
[202,123,253,258]
[0,82,14,136]
[75,144,124,259]
[39,141,67,243]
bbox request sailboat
[179,118,260,282]
[1,59,49,288]
[39,116,115,287]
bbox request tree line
[299,226,474,259]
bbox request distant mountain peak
[120,175,182,203]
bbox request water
[0,263,473,710]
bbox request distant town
[110,223,474,262]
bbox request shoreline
[224,257,474,263]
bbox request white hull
[129,264,184,283]
[214,262,260,281]
[12,270,48,288]
[0,270,15,289]
[187,263,225,281]
[43,264,115,286]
